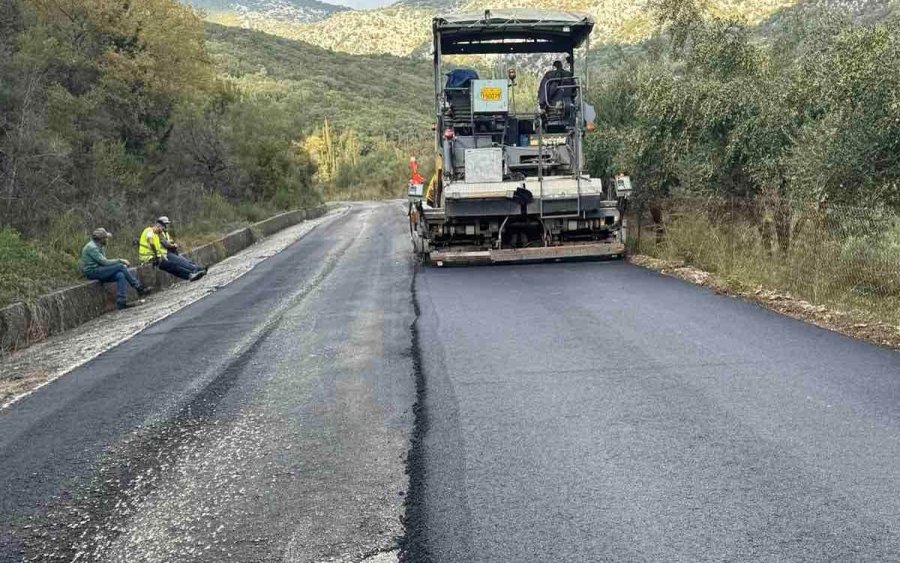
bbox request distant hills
[184,0,878,58]
[760,0,896,30]
[392,0,466,7]
[184,0,350,25]
[205,23,433,139]
[183,0,899,59]
[280,5,435,56]
[179,0,900,74]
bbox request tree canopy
[586,3,900,208]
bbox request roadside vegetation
[205,24,434,200]
[0,1,432,308]
[632,200,900,326]
[584,0,900,325]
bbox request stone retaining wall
[0,205,328,356]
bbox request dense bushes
[0,0,321,246]
[0,228,80,305]
[303,120,417,200]
[585,1,900,209]
[586,1,900,322]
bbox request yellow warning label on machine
[471,80,508,113]
[480,87,502,102]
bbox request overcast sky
[330,0,395,8]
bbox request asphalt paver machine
[409,9,632,265]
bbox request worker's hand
[120,259,130,267]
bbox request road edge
[0,206,349,412]
[0,204,338,356]
[629,254,900,350]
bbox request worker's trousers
[160,254,203,280]
[85,264,142,305]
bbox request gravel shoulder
[0,207,347,408]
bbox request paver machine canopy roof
[433,10,595,55]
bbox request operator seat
[444,68,479,127]
[538,68,576,108]
[538,66,577,132]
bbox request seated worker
[538,60,575,108]
[157,215,180,255]
[80,228,151,310]
[157,216,202,264]
[140,217,206,282]
[159,216,210,275]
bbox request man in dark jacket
[80,228,150,309]
[538,60,573,108]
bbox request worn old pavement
[0,201,415,562]
[3,201,900,562]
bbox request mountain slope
[276,6,434,55]
[392,0,465,7]
[759,0,897,31]
[188,0,899,59]
[234,0,821,58]
[204,23,433,138]
[185,0,350,25]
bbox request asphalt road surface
[406,243,900,560]
[2,201,900,563]
[0,202,416,562]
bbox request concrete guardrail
[0,204,330,356]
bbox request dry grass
[631,198,900,327]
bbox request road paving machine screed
[408,9,632,266]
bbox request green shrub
[0,228,81,307]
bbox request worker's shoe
[137,286,152,297]
[116,301,130,310]
[188,270,206,282]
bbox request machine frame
[410,9,631,265]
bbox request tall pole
[434,29,443,157]
[585,35,591,92]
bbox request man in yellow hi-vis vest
[140,217,206,282]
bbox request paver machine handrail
[409,9,632,265]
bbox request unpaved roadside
[630,254,900,350]
[0,207,347,408]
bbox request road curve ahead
[406,258,900,562]
[0,202,416,562]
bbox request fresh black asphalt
[2,201,900,562]
[405,257,900,562]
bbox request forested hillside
[206,23,431,136]
[585,0,900,207]
[0,0,430,306]
[218,0,811,57]
[186,0,349,25]
[206,24,433,197]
